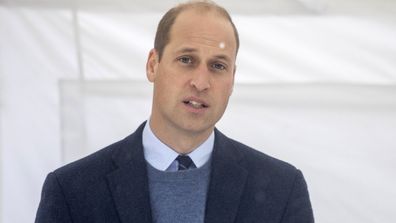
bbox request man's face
[147,9,237,136]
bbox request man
[36,1,314,222]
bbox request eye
[212,63,226,71]
[178,56,193,64]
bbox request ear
[146,49,159,82]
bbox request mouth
[183,98,209,109]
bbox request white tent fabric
[1,1,396,222]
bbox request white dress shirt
[142,121,214,171]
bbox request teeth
[189,101,203,108]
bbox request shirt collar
[142,121,214,171]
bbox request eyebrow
[213,55,232,63]
[175,47,198,54]
[175,47,232,63]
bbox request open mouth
[183,100,209,109]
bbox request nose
[190,66,211,92]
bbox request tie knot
[176,155,194,171]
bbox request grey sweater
[147,161,211,223]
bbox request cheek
[222,80,234,96]
[157,66,180,84]
[154,69,181,98]
[214,82,233,103]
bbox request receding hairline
[172,8,237,44]
[178,1,228,14]
[154,0,239,61]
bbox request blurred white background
[1,0,396,222]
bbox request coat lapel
[205,129,248,223]
[106,123,152,223]
[104,124,249,223]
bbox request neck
[148,119,213,154]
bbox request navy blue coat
[36,122,314,223]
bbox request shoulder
[218,133,314,221]
[51,123,146,186]
[51,138,125,189]
[234,138,295,171]
[216,130,300,180]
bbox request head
[154,0,240,62]
[146,1,239,143]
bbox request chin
[178,121,215,135]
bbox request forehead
[167,9,237,56]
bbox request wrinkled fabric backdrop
[1,0,395,222]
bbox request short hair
[154,0,240,61]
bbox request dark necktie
[176,155,195,171]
